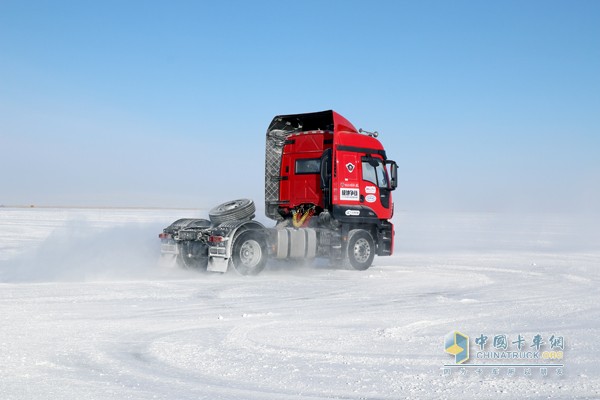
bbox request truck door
[331,147,396,221]
[361,155,391,213]
[320,148,332,210]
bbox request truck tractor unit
[159,110,398,275]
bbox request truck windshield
[362,159,389,189]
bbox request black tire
[177,241,209,270]
[346,229,375,270]
[209,199,255,225]
[231,230,268,275]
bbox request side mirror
[387,161,398,190]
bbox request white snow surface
[0,207,599,399]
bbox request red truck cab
[272,110,397,225]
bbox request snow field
[0,207,598,399]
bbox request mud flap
[208,257,229,273]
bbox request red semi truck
[159,110,397,274]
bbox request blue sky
[1,0,598,212]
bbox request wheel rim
[353,238,371,264]
[221,201,239,211]
[239,239,262,268]
[218,199,247,212]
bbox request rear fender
[207,220,266,272]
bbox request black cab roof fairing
[267,110,358,136]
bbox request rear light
[158,232,171,240]
[209,235,224,243]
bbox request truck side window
[295,158,321,174]
[362,161,377,185]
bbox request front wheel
[231,230,268,275]
[346,229,375,270]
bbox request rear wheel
[231,230,268,275]
[177,241,209,270]
[346,229,375,270]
